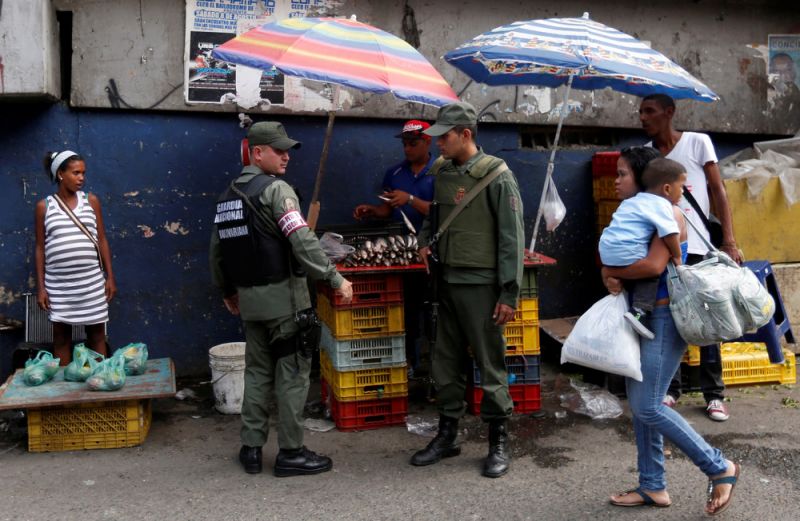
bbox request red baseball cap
[395,120,431,139]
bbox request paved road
[1,364,797,521]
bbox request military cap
[423,102,478,136]
[247,121,301,150]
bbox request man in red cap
[353,119,435,233]
[353,120,436,374]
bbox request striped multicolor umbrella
[212,17,458,222]
[444,14,718,102]
[212,16,459,107]
[444,13,718,251]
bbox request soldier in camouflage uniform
[412,102,524,478]
[210,121,353,476]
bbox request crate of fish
[27,399,151,453]
[318,272,403,308]
[472,355,540,385]
[340,234,421,268]
[466,383,541,415]
[321,324,406,370]
[320,350,408,401]
[720,343,796,386]
[326,390,408,431]
[503,320,540,356]
[317,293,404,340]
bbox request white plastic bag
[319,232,355,262]
[542,176,566,232]
[560,293,642,381]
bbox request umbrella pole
[529,74,574,253]
[307,84,341,228]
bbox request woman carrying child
[602,147,740,516]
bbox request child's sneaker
[624,309,655,339]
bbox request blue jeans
[625,306,728,491]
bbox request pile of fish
[341,234,420,267]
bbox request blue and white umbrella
[444,13,719,250]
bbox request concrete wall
[0,0,60,98]
[0,99,763,378]
[53,0,800,135]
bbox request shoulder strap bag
[52,194,105,272]
[682,187,723,247]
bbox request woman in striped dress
[35,150,116,364]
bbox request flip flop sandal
[705,462,741,517]
[610,487,672,508]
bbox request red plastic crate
[318,273,403,308]
[328,392,408,431]
[466,383,541,415]
[592,151,621,178]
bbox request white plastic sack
[667,252,775,345]
[542,176,566,231]
[560,293,642,381]
[719,137,800,206]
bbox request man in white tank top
[640,94,740,422]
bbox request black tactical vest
[214,174,302,287]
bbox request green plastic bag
[86,354,126,391]
[23,351,61,386]
[113,343,149,376]
[64,343,104,382]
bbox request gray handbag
[666,210,774,345]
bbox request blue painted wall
[0,102,758,378]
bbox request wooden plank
[0,358,176,410]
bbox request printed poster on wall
[768,35,800,95]
[185,0,330,106]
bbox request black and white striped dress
[44,192,109,325]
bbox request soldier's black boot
[410,415,461,466]
[274,446,333,477]
[483,420,510,478]
[239,445,262,474]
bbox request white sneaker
[624,311,655,339]
[706,399,730,421]
[662,395,677,408]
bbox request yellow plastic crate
[27,399,151,453]
[512,298,539,323]
[593,176,617,202]
[682,344,701,366]
[720,342,796,386]
[596,199,621,228]
[320,350,408,401]
[504,320,540,356]
[317,293,404,340]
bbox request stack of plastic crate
[466,268,542,415]
[317,273,409,431]
[593,151,621,237]
[719,342,796,386]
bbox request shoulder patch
[283,197,297,212]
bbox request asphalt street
[1,361,798,521]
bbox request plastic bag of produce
[113,343,149,376]
[87,355,126,391]
[64,343,104,382]
[23,351,61,386]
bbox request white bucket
[209,342,246,414]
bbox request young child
[599,158,687,338]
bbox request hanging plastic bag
[23,351,61,386]
[560,292,642,381]
[542,176,566,232]
[554,374,623,419]
[87,355,127,391]
[64,343,104,382]
[113,343,149,376]
[319,232,356,262]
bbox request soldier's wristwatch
[408,194,415,205]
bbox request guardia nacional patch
[454,187,466,204]
[509,195,519,212]
[283,197,297,212]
